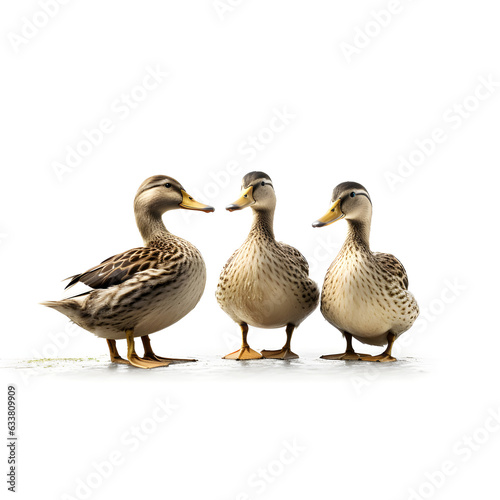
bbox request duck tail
[40,300,66,311]
[40,299,83,321]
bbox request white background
[1,1,499,499]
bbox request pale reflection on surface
[3,355,430,383]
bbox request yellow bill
[179,190,214,213]
[312,198,344,228]
[226,186,255,212]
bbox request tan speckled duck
[313,182,419,362]
[216,172,319,360]
[42,175,214,369]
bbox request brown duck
[216,172,319,360]
[313,181,419,362]
[42,175,214,369]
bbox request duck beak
[226,186,255,212]
[179,190,214,213]
[312,198,344,228]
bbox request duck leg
[321,332,370,361]
[261,324,299,359]
[361,333,397,362]
[141,335,197,363]
[106,339,129,365]
[125,329,170,369]
[223,323,263,360]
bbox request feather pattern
[217,213,318,329]
[65,246,182,290]
[373,252,409,290]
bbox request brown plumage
[42,175,214,368]
[313,181,419,361]
[216,172,319,360]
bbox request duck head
[226,171,276,213]
[134,175,214,216]
[312,181,372,228]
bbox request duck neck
[346,218,371,251]
[135,207,171,247]
[250,208,275,240]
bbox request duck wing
[278,242,309,275]
[373,252,409,290]
[64,247,165,290]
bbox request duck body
[217,217,318,329]
[313,181,418,361]
[50,236,207,340]
[321,233,418,347]
[217,171,318,360]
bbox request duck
[42,175,214,369]
[312,181,419,362]
[216,171,319,360]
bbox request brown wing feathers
[64,248,162,290]
[374,252,409,290]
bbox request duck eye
[165,183,172,188]
[261,181,265,186]
[350,192,356,198]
